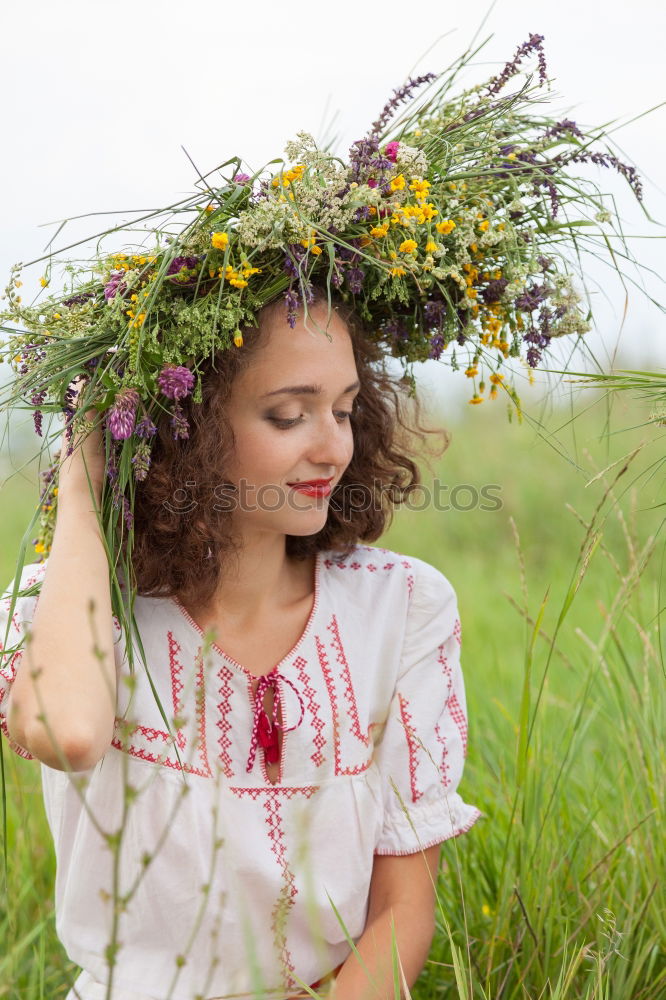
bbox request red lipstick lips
[288,477,334,498]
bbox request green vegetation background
[1,389,664,999]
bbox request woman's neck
[201,533,314,626]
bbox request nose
[307,412,353,472]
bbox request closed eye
[267,411,353,430]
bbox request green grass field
[1,389,664,999]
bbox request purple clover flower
[104,271,126,302]
[108,389,140,440]
[233,172,251,185]
[157,365,195,400]
[385,141,400,162]
[166,256,202,286]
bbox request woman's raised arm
[5,404,117,771]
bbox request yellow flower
[40,276,49,288]
[233,330,244,347]
[230,278,248,288]
[205,204,215,213]
[466,287,478,298]
[390,174,406,192]
[469,394,484,405]
[478,219,490,232]
[465,366,479,378]
[389,250,397,260]
[399,239,418,254]
[481,904,492,917]
[34,542,45,554]
[370,224,389,238]
[425,241,437,253]
[211,232,229,251]
[418,203,437,221]
[436,220,456,235]
[310,245,323,255]
[390,267,406,278]
[489,373,504,385]
[409,178,431,200]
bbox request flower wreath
[0,33,648,613]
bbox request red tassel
[257,710,280,764]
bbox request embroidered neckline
[173,550,323,679]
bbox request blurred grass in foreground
[0,388,664,998]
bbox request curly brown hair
[130,288,447,608]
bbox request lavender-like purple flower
[157,365,195,400]
[233,172,251,185]
[481,278,509,305]
[104,271,126,302]
[564,148,643,202]
[486,34,547,97]
[171,402,190,440]
[284,287,300,329]
[31,389,47,437]
[368,73,437,137]
[108,389,140,440]
[424,298,446,328]
[543,119,584,142]
[515,283,549,312]
[63,292,94,307]
[131,441,152,482]
[135,415,157,438]
[345,268,365,295]
[428,334,445,360]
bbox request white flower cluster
[238,133,379,250]
[394,143,429,178]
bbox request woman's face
[223,303,360,542]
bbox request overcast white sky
[1,0,664,421]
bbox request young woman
[1,290,480,999]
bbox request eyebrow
[261,380,361,399]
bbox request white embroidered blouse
[0,544,480,1000]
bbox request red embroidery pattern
[229,785,319,988]
[400,559,415,597]
[447,692,468,756]
[294,655,326,767]
[216,664,235,777]
[398,692,422,803]
[438,642,453,696]
[327,614,369,748]
[316,636,341,774]
[111,631,212,778]
[453,618,462,645]
[316,633,372,777]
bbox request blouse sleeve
[373,559,481,855]
[0,561,49,760]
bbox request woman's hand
[56,377,106,503]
